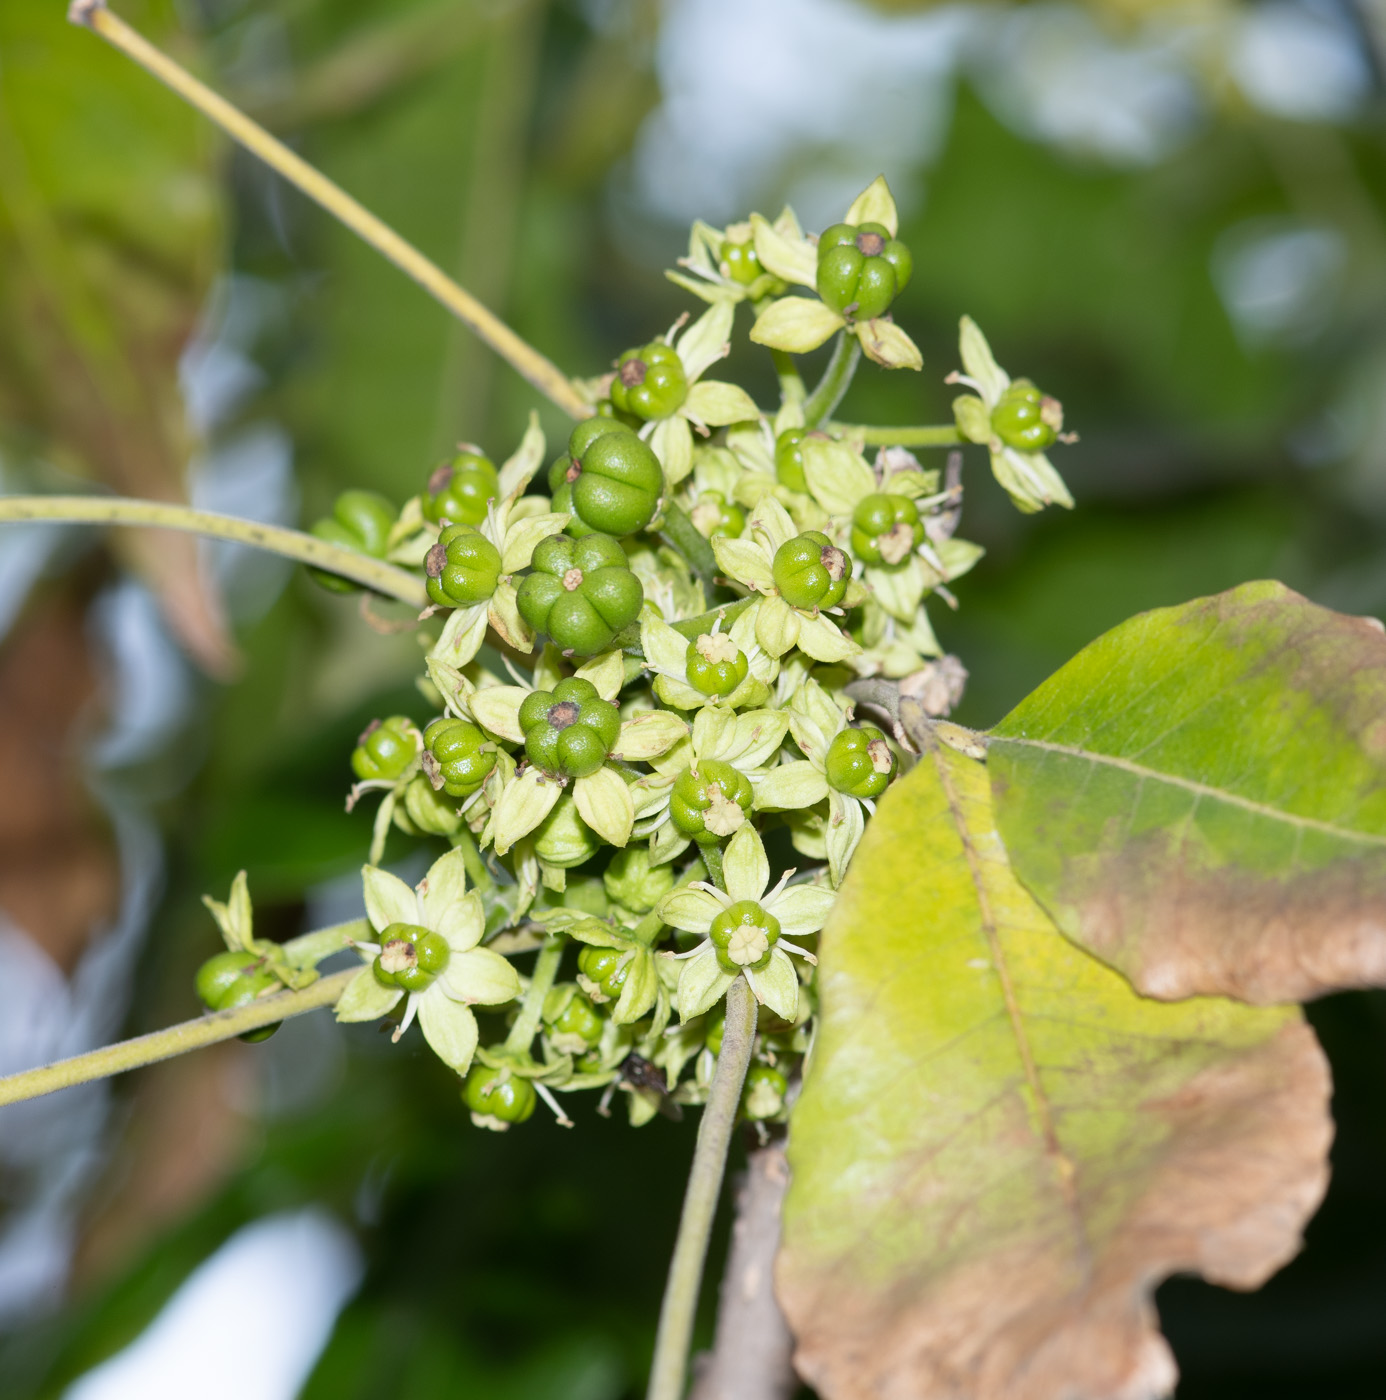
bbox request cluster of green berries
[816,221,912,321]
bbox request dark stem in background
[689,1138,798,1400]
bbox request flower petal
[754,761,829,812]
[501,511,570,574]
[801,436,876,517]
[768,882,836,938]
[726,708,792,769]
[722,824,770,904]
[420,845,470,920]
[442,946,522,1005]
[612,949,660,1025]
[712,536,774,593]
[658,887,724,935]
[613,710,689,762]
[684,380,760,428]
[491,768,563,854]
[750,297,844,355]
[469,685,528,743]
[574,765,635,848]
[755,594,800,657]
[676,300,734,383]
[795,611,860,663]
[744,949,800,1021]
[334,966,401,1023]
[678,948,737,1019]
[573,648,625,701]
[437,889,486,954]
[487,582,536,653]
[958,315,1010,406]
[433,602,490,667]
[749,214,818,289]
[418,991,480,1073]
[652,414,694,488]
[856,318,922,372]
[844,174,899,237]
[496,410,546,498]
[826,788,867,887]
[362,865,418,933]
[640,606,691,679]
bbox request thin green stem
[702,843,725,892]
[504,934,565,1054]
[0,496,429,606]
[659,501,720,596]
[646,975,756,1400]
[826,422,963,448]
[282,918,370,969]
[450,824,494,892]
[802,332,861,429]
[72,1,590,420]
[0,968,358,1108]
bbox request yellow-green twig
[0,495,428,607]
[827,422,963,448]
[0,969,358,1108]
[69,0,591,421]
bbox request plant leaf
[990,580,1386,1003]
[779,741,1331,1400]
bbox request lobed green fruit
[685,633,749,699]
[603,846,676,914]
[578,944,631,1002]
[850,493,923,568]
[424,717,496,798]
[399,773,467,838]
[372,921,450,994]
[610,340,688,421]
[991,380,1061,453]
[534,793,602,868]
[709,898,781,973]
[195,950,280,1042]
[351,715,417,782]
[549,419,663,537]
[825,724,896,800]
[308,489,396,593]
[422,449,499,526]
[463,1065,536,1124]
[815,221,913,321]
[772,531,849,610]
[516,533,643,655]
[670,759,754,843]
[551,991,605,1047]
[720,236,763,285]
[742,1063,789,1120]
[518,677,622,779]
[424,524,502,609]
[774,427,809,493]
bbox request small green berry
[610,341,688,421]
[549,418,664,538]
[551,991,604,1048]
[518,677,622,779]
[603,846,676,914]
[423,717,495,798]
[774,428,809,493]
[424,524,502,609]
[772,531,849,611]
[372,921,450,993]
[742,1063,789,1120]
[195,950,280,1042]
[351,716,417,782]
[578,944,631,1002]
[685,632,749,699]
[825,724,895,800]
[815,222,912,321]
[670,760,754,844]
[709,899,781,973]
[720,237,763,286]
[308,490,396,594]
[422,449,499,526]
[463,1065,536,1125]
[516,533,643,655]
[991,381,1062,453]
[850,494,923,568]
[689,490,745,540]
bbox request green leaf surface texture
[990,580,1386,1002]
[779,741,1329,1400]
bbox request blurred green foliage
[4,0,1386,1395]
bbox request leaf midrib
[992,735,1386,850]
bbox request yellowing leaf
[779,743,1331,1400]
[991,581,1386,1003]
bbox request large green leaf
[989,580,1386,1004]
[779,740,1329,1400]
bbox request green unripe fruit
[351,715,417,782]
[603,846,676,914]
[195,950,280,1042]
[685,632,749,699]
[533,793,602,868]
[710,899,781,973]
[552,992,604,1047]
[422,448,498,526]
[400,774,466,838]
[308,490,396,593]
[815,221,912,321]
[464,1065,536,1124]
[689,490,745,540]
[518,677,622,779]
[610,340,688,421]
[774,428,809,492]
[850,493,923,568]
[772,531,849,611]
[516,533,643,655]
[373,921,450,994]
[595,398,645,431]
[742,1063,789,1120]
[991,381,1061,453]
[423,717,496,798]
[424,524,502,609]
[578,944,631,1002]
[825,724,896,800]
[720,237,763,285]
[549,419,663,537]
[422,449,499,526]
[670,759,754,843]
